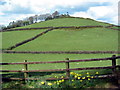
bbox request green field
[1,17,119,75]
[2,29,46,49]
[14,28,118,51]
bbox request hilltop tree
[23,21,29,26]
[28,16,34,24]
[38,14,51,21]
[67,12,70,16]
[16,20,23,27]
[52,11,59,18]
[0,25,6,30]
[34,15,38,23]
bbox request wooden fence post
[112,55,116,73]
[24,60,28,81]
[65,58,70,78]
[111,55,120,88]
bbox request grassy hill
[14,28,118,51]
[15,17,110,29]
[1,17,119,72]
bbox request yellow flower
[76,74,79,76]
[61,76,64,78]
[48,82,52,86]
[91,76,94,78]
[82,77,85,79]
[61,79,64,82]
[41,82,45,85]
[70,72,75,75]
[86,72,89,74]
[95,72,99,74]
[74,75,78,78]
[78,77,80,79]
[87,75,90,77]
[72,79,74,82]
[59,80,62,83]
[88,78,91,80]
[78,74,82,76]
[80,80,83,82]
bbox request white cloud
[0,0,119,25]
[71,1,118,25]
[71,12,93,19]
[0,14,34,25]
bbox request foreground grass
[2,70,118,88]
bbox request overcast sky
[0,0,119,26]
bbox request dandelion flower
[61,76,64,78]
[72,79,74,82]
[88,78,91,80]
[78,77,80,79]
[76,74,79,76]
[87,75,90,77]
[61,79,64,82]
[91,76,94,78]
[86,72,89,74]
[82,77,85,79]
[59,80,62,83]
[70,72,75,75]
[96,72,99,74]
[48,82,52,86]
[74,75,78,78]
[78,74,82,76]
[80,80,83,82]
[41,82,45,85]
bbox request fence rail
[1,55,120,82]
[1,66,120,73]
[1,56,120,65]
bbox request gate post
[112,55,116,73]
[23,60,28,82]
[65,58,70,78]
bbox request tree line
[0,11,70,30]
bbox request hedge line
[2,50,120,54]
[6,28,55,50]
[1,26,104,32]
